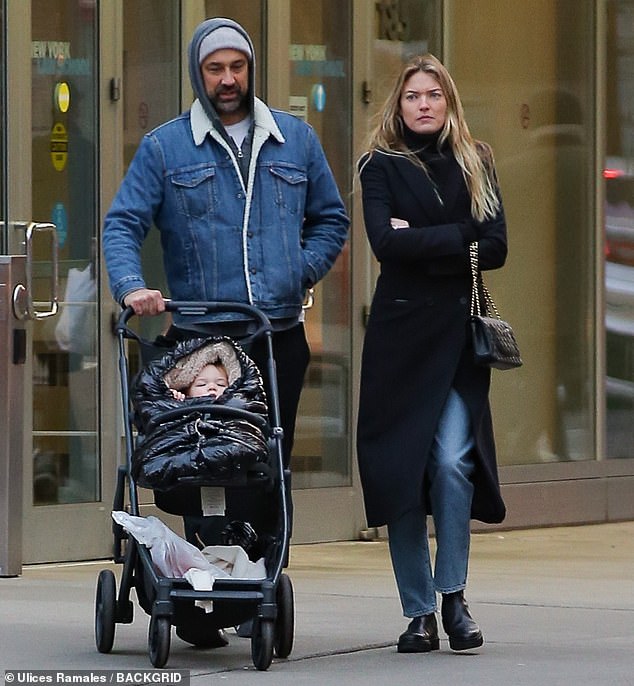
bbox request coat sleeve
[358,152,477,264]
[102,134,165,304]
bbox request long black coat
[356,145,508,528]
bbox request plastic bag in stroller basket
[130,337,269,491]
[112,511,266,611]
[112,510,220,579]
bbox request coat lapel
[387,154,448,224]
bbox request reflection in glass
[31,0,98,504]
[448,1,596,465]
[605,0,634,459]
[288,0,352,488]
[122,0,181,344]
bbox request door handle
[13,222,59,320]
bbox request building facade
[1,0,632,564]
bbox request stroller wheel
[251,618,274,671]
[148,616,171,668]
[95,570,116,653]
[274,573,294,659]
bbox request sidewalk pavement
[1,522,633,685]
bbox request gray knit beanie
[198,26,253,64]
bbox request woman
[356,54,507,654]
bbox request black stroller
[94,301,294,670]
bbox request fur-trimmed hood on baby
[163,339,242,391]
[130,336,269,491]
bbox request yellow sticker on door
[50,122,68,172]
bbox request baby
[169,362,228,401]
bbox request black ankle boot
[397,614,440,653]
[441,591,483,651]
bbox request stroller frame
[94,301,294,670]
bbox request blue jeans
[387,388,475,617]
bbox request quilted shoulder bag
[469,242,522,370]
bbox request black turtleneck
[402,127,442,155]
[402,126,470,219]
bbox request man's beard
[209,85,248,115]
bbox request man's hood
[188,17,256,127]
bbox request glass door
[285,0,353,489]
[6,0,108,563]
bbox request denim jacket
[103,98,349,324]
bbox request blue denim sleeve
[102,135,165,304]
[300,127,349,287]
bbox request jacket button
[250,267,257,275]
[459,296,468,305]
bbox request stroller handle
[117,300,274,336]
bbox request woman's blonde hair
[363,54,500,222]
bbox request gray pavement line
[296,592,397,599]
[23,560,111,570]
[191,642,397,676]
[478,601,634,612]
[274,642,396,662]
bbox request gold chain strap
[469,242,501,319]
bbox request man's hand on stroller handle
[123,288,166,316]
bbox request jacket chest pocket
[170,168,217,219]
[269,166,307,216]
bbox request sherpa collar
[190,97,285,146]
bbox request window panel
[605,0,634,459]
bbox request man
[104,15,347,457]
[103,17,348,646]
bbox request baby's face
[187,364,229,398]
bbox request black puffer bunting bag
[130,337,269,490]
